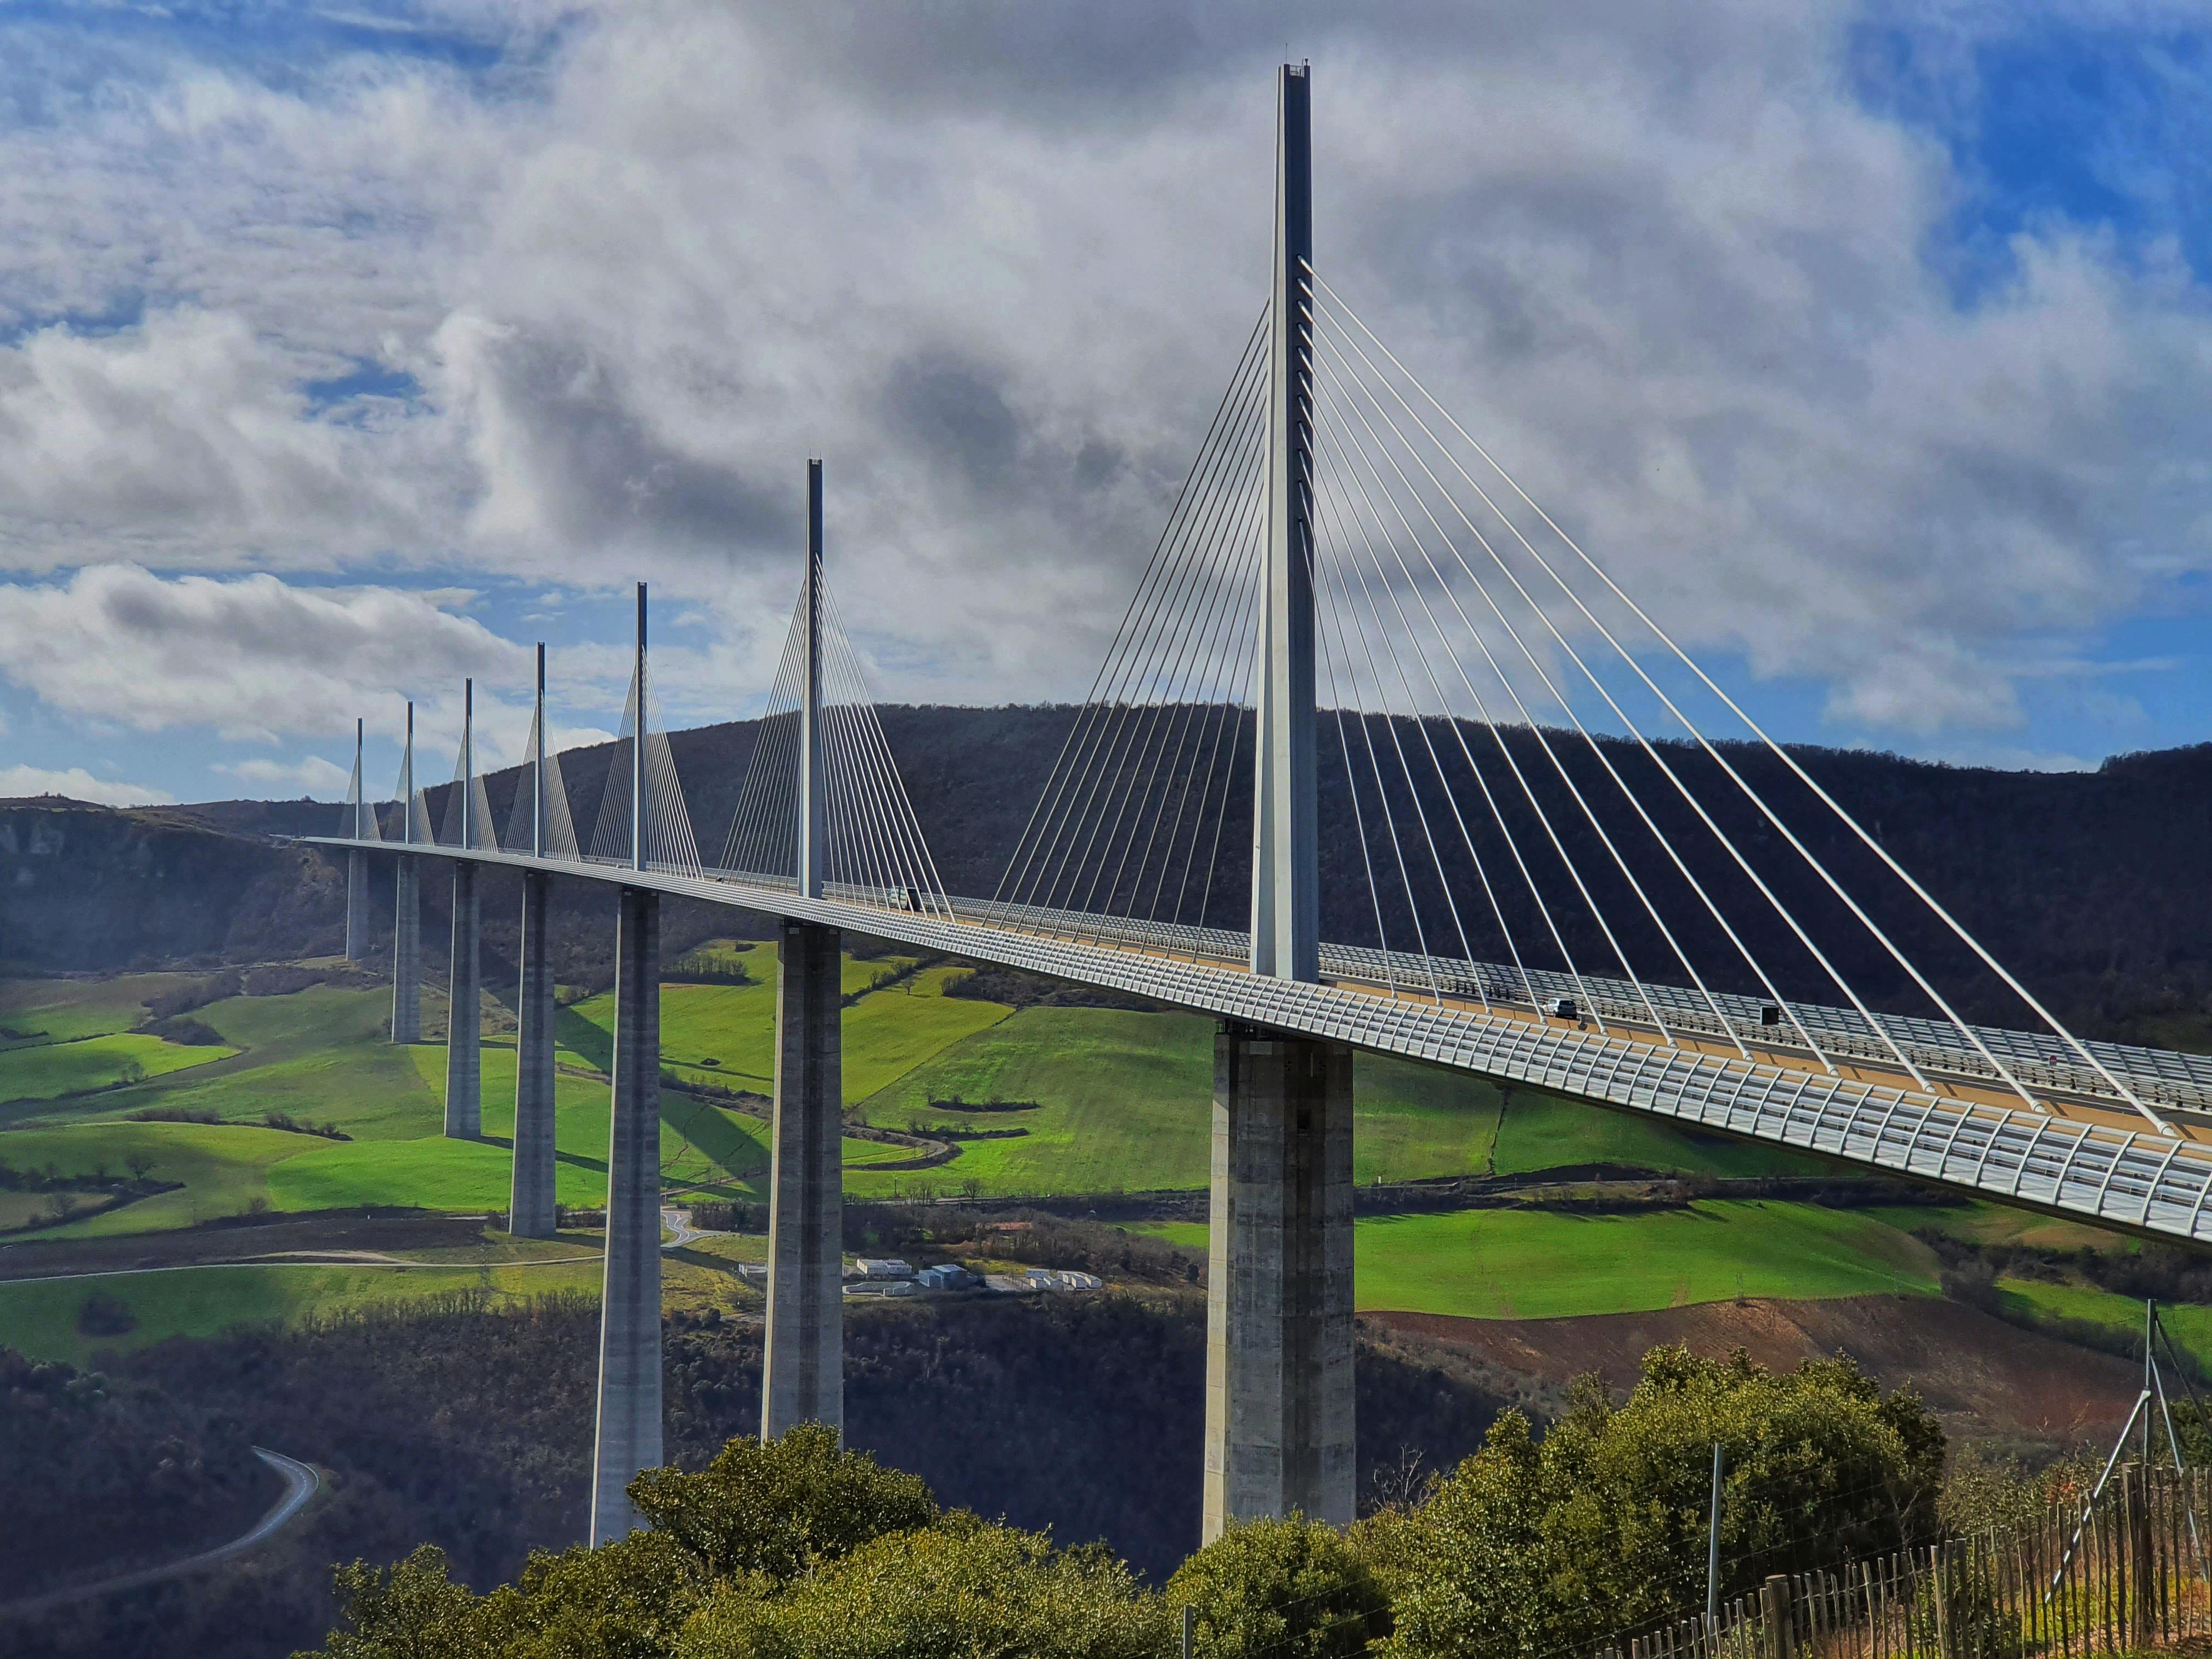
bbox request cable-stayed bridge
[311,65,2212,1549]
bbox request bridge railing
[346,823,2212,1117]
[960,893,2212,1116]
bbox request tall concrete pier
[443,862,481,1138]
[762,919,843,1438]
[391,699,421,1044]
[345,850,369,962]
[390,856,420,1043]
[345,718,370,962]
[511,868,557,1237]
[1203,1023,1355,1541]
[511,642,558,1237]
[590,885,662,1544]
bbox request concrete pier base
[510,869,557,1238]
[443,862,481,1139]
[590,886,662,1545]
[390,856,421,1043]
[1202,1023,1355,1542]
[345,849,369,963]
[762,920,843,1440]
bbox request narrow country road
[662,1205,707,1251]
[1,1447,320,1618]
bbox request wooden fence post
[1764,1575,1794,1659]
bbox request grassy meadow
[1136,1201,1942,1320]
[0,939,2093,1357]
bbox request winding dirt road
[1,1447,320,1618]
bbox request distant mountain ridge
[6,708,2212,1048]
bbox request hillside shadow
[554,1005,612,1073]
[663,1092,768,1181]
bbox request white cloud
[0,764,173,806]
[1,2,2211,757]
[0,564,526,743]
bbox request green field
[847,1005,1815,1199]
[0,974,203,1045]
[0,950,1838,1261]
[1139,1199,1943,1319]
[1995,1278,2212,1369]
[0,1031,234,1103]
[0,1255,606,1367]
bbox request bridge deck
[309,836,2212,1248]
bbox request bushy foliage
[677,1515,1165,1659]
[308,1429,1160,1659]
[627,1425,935,1581]
[0,1345,271,1602]
[1361,1346,1944,1659]
[1168,1516,1390,1658]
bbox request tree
[1365,1346,1945,1659]
[1168,1516,1390,1659]
[627,1423,936,1581]
[676,1513,1165,1659]
[308,1429,943,1658]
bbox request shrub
[1363,1346,1944,1659]
[1169,1516,1389,1659]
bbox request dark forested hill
[9,711,2212,1045]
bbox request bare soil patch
[1364,1294,2142,1452]
[0,1207,489,1280]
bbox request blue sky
[2,2,2211,808]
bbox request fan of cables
[718,572,952,919]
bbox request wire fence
[1592,1467,2212,1659]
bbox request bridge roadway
[309,834,2212,1247]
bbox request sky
[3,0,2212,807]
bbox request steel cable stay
[1316,371,1633,1035]
[1053,459,1259,926]
[823,644,932,912]
[1313,512,1439,1003]
[742,622,811,879]
[1091,478,1265,925]
[1314,309,1936,1087]
[719,599,810,880]
[1068,453,1266,936]
[1314,279,2165,1131]
[1317,319,1937,1080]
[1309,438,1557,1013]
[1316,433,1528,1011]
[586,668,643,864]
[823,688,886,900]
[1163,572,1263,942]
[1016,349,1269,928]
[1314,359,1741,1056]
[812,606,895,904]
[1137,516,1263,930]
[637,662,703,875]
[1314,416,1568,1018]
[1132,479,1265,932]
[819,580,954,915]
[1007,314,1267,906]
[996,379,1262,930]
[806,623,887,902]
[1321,352,1726,1049]
[1311,548,1404,1003]
[823,625,913,906]
[990,310,1270,928]
[1311,463,1468,1003]
[500,704,539,856]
